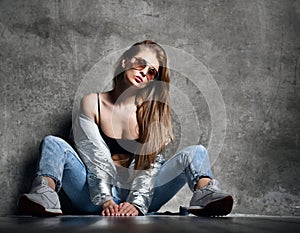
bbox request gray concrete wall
[0,0,299,216]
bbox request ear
[121,59,126,69]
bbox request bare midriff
[112,154,133,168]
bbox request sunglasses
[129,57,159,80]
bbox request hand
[118,202,139,216]
[101,199,119,216]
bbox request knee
[185,144,207,153]
[196,144,208,157]
[40,135,66,151]
[42,135,59,145]
[182,145,208,161]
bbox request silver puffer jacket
[72,113,165,215]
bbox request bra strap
[97,93,101,128]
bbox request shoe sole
[188,195,233,217]
[17,196,62,217]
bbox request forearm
[73,112,117,205]
[126,154,165,215]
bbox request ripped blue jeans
[36,135,213,214]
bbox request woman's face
[123,48,160,88]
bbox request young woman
[17,40,233,217]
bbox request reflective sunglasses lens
[134,58,147,69]
[147,68,158,80]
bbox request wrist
[93,193,113,206]
[102,199,115,208]
[130,203,144,216]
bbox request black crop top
[97,94,137,156]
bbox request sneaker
[17,176,63,216]
[188,179,233,217]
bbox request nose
[139,66,149,77]
[140,71,146,77]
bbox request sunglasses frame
[129,56,160,80]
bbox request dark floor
[0,215,299,233]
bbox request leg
[39,135,105,213]
[148,145,212,212]
[19,135,102,215]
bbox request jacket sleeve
[72,112,117,206]
[126,153,165,215]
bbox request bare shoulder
[80,93,98,121]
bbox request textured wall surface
[0,0,299,216]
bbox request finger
[133,209,139,216]
[109,205,115,216]
[114,205,119,216]
[111,205,119,216]
[127,206,138,216]
[128,207,139,216]
[119,203,130,215]
[101,207,109,216]
[119,202,128,209]
[105,207,112,216]
[121,204,135,216]
[101,209,107,216]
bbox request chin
[133,83,147,90]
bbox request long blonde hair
[113,40,174,170]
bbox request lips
[135,76,143,83]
